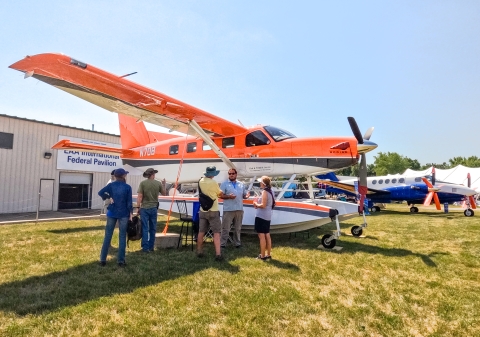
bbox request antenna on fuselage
[238,119,244,127]
[120,72,138,78]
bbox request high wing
[9,53,247,137]
[317,180,391,196]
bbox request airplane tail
[118,114,151,149]
[315,172,340,181]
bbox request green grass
[1,204,480,336]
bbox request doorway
[58,172,92,210]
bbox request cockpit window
[246,130,270,147]
[264,126,296,142]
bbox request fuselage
[326,175,476,204]
[123,125,360,182]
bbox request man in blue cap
[197,166,233,261]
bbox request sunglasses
[228,172,236,175]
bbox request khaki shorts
[199,211,222,233]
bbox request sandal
[265,255,272,260]
[256,254,267,260]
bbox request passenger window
[245,131,270,147]
[187,142,197,153]
[222,137,235,148]
[385,179,390,184]
[378,179,384,184]
[392,178,397,183]
[399,178,405,183]
[414,177,421,182]
[169,145,179,155]
[372,180,377,184]
[202,141,211,151]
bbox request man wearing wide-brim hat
[197,166,234,261]
[137,167,166,253]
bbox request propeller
[347,117,375,213]
[464,173,477,210]
[422,167,441,210]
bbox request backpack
[127,215,142,247]
[198,178,216,211]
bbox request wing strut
[188,119,238,171]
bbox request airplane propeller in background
[347,117,374,214]
[463,173,477,212]
[421,167,441,210]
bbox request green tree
[448,156,480,168]
[373,152,421,175]
[420,162,449,170]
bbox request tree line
[336,153,480,177]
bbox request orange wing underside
[9,53,247,137]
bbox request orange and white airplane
[9,53,378,247]
[9,53,377,184]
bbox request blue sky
[1,1,479,165]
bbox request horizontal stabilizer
[52,139,133,156]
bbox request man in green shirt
[137,168,165,252]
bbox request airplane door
[243,130,273,175]
[39,179,54,211]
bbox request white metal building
[0,114,142,214]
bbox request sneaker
[256,254,267,260]
[118,262,127,268]
[99,261,106,267]
[235,245,242,249]
[215,255,224,262]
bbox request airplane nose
[358,140,377,154]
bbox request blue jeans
[100,216,128,264]
[140,207,158,251]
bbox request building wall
[0,115,142,214]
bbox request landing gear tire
[321,234,336,249]
[410,207,419,213]
[351,225,363,237]
[464,209,474,217]
[370,207,377,213]
[374,206,381,212]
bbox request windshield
[264,126,296,142]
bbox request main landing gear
[464,209,475,217]
[410,206,419,213]
[370,206,381,213]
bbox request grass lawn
[0,204,479,336]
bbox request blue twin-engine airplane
[316,168,477,217]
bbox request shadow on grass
[0,250,239,316]
[47,226,106,234]
[271,223,440,267]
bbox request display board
[56,135,122,173]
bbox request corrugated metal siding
[0,115,142,214]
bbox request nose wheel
[464,209,474,217]
[410,206,419,213]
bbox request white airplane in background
[316,168,477,217]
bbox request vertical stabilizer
[118,114,151,149]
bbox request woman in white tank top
[253,176,275,260]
